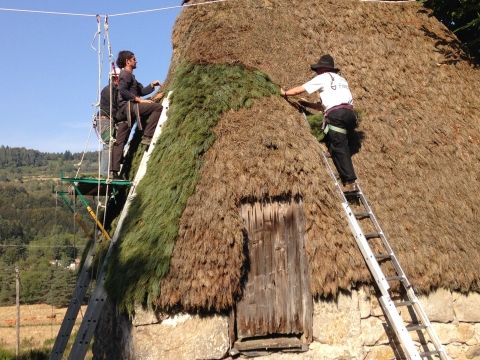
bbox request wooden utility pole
[15,265,20,359]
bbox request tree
[46,266,76,307]
[422,0,480,61]
[0,263,15,305]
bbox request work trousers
[110,102,162,172]
[325,108,358,184]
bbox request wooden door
[235,198,312,349]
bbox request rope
[0,0,232,18]
[102,15,115,229]
[72,199,77,263]
[74,123,94,178]
[94,15,102,108]
[74,18,104,178]
[0,7,96,17]
[108,0,231,17]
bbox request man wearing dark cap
[281,54,358,193]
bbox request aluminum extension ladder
[322,152,449,360]
[49,93,171,360]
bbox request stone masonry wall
[99,289,480,359]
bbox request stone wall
[94,289,480,359]
[306,288,480,360]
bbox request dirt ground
[0,303,87,351]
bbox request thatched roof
[109,0,480,312]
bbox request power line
[0,0,231,18]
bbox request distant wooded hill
[0,146,97,174]
[0,146,99,307]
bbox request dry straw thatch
[116,0,480,312]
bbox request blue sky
[0,0,183,153]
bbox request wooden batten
[234,197,313,352]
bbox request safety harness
[126,101,143,130]
[323,103,354,136]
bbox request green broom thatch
[105,63,278,313]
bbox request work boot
[343,181,359,194]
[141,136,152,145]
[109,171,123,180]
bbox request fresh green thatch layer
[306,113,325,142]
[105,63,278,313]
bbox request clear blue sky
[0,0,182,153]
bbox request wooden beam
[234,336,304,351]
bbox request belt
[324,124,347,135]
[324,103,354,117]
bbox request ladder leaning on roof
[49,92,172,360]
[50,177,132,360]
[321,152,449,360]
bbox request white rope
[104,15,114,180]
[108,0,231,17]
[0,7,96,17]
[102,16,115,230]
[105,16,114,176]
[72,199,77,262]
[94,15,104,201]
[74,122,94,178]
[0,0,232,19]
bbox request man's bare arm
[280,85,306,97]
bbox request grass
[306,112,326,142]
[0,304,89,359]
[0,348,49,360]
[105,63,279,313]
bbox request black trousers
[325,108,357,184]
[110,102,162,172]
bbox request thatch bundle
[109,0,480,312]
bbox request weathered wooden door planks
[236,198,312,345]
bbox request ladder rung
[375,254,391,262]
[406,323,427,332]
[419,350,440,358]
[385,275,405,281]
[393,300,414,307]
[354,211,370,220]
[365,232,381,240]
[344,191,361,199]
